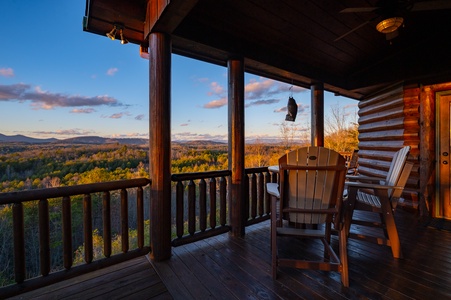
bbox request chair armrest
[266,182,280,197]
[345,181,403,190]
[346,175,383,182]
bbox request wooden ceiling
[84,0,451,100]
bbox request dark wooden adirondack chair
[266,146,349,287]
[344,146,413,258]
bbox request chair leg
[270,196,278,278]
[343,187,358,237]
[338,227,349,287]
[379,196,403,259]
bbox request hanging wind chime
[285,85,298,122]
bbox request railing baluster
[83,194,93,263]
[188,180,196,235]
[220,176,227,226]
[38,199,50,276]
[245,173,250,221]
[199,178,206,232]
[103,191,111,258]
[264,171,271,215]
[257,173,264,217]
[137,186,144,248]
[12,202,25,283]
[251,173,257,219]
[121,189,129,253]
[209,177,216,229]
[62,196,72,269]
[176,181,184,239]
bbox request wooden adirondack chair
[344,146,413,259]
[346,149,359,175]
[266,147,349,287]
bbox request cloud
[0,83,29,100]
[0,83,122,109]
[0,68,14,77]
[274,103,309,114]
[202,77,307,110]
[33,129,94,136]
[180,123,189,127]
[245,78,306,100]
[207,82,225,96]
[111,132,148,138]
[245,99,280,108]
[102,112,131,119]
[135,114,145,120]
[71,108,96,114]
[172,131,227,141]
[106,68,118,76]
[203,97,227,109]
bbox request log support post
[311,83,325,147]
[149,32,172,261]
[228,57,246,237]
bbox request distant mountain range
[0,133,281,145]
[0,133,148,145]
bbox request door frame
[435,90,451,219]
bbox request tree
[324,102,359,153]
[246,140,269,167]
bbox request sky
[0,1,358,142]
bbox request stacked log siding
[357,84,420,207]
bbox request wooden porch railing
[0,178,151,298]
[171,170,231,247]
[244,167,278,226]
[171,167,279,246]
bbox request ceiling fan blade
[340,7,378,13]
[411,0,451,11]
[334,20,371,42]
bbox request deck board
[8,256,171,300]
[8,210,451,299]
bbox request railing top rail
[171,170,231,181]
[245,167,270,174]
[0,178,151,205]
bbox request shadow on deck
[10,210,451,299]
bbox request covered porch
[2,0,451,298]
[80,0,451,261]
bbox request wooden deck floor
[8,256,171,300]
[153,210,451,299]
[9,210,451,299]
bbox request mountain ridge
[0,133,233,145]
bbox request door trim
[436,91,451,218]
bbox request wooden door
[437,92,451,218]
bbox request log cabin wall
[357,84,420,209]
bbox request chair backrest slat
[281,146,346,225]
[385,146,410,197]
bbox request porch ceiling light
[106,24,128,44]
[120,29,128,44]
[106,26,117,40]
[376,17,404,34]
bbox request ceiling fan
[335,0,451,42]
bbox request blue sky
[0,1,357,142]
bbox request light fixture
[376,17,404,34]
[106,26,117,40]
[120,29,128,44]
[106,24,128,44]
